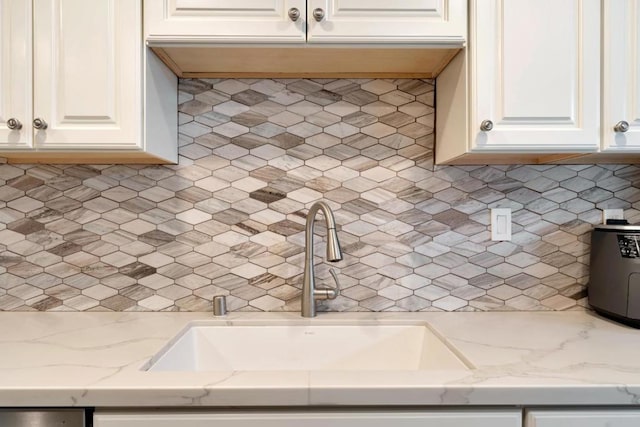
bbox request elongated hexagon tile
[0,77,633,312]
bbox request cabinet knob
[312,8,325,21]
[614,121,630,133]
[7,118,22,130]
[480,120,494,131]
[33,118,48,130]
[288,7,300,21]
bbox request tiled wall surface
[1,78,638,312]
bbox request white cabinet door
[471,0,600,153]
[0,0,31,150]
[95,410,522,427]
[526,409,640,427]
[145,0,306,43]
[602,0,640,152]
[32,0,142,151]
[306,0,466,43]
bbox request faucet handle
[328,268,341,296]
[313,268,341,300]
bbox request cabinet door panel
[307,0,466,43]
[33,0,142,150]
[602,0,640,151]
[145,0,306,43]
[95,410,522,427]
[471,0,600,152]
[0,0,31,150]
[527,410,640,427]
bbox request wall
[0,78,637,312]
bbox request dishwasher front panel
[0,409,86,427]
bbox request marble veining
[0,311,639,407]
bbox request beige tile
[361,122,396,138]
[360,80,396,95]
[379,90,414,106]
[83,284,118,300]
[175,274,210,290]
[175,209,212,225]
[138,295,174,311]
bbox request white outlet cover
[491,208,512,241]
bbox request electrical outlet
[602,209,624,224]
[491,208,511,241]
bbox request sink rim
[142,320,475,372]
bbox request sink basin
[145,323,471,372]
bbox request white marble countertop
[0,310,639,407]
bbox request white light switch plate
[491,208,512,241]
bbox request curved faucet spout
[302,201,342,317]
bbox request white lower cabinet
[94,410,522,427]
[526,409,640,427]
[95,408,640,427]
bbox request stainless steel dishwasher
[0,409,87,427]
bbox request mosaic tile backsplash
[1,78,639,312]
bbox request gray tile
[1,77,635,313]
[579,187,614,203]
[561,176,595,192]
[231,89,268,106]
[305,89,342,106]
[541,187,577,204]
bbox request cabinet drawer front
[527,410,640,427]
[145,0,306,43]
[95,410,522,427]
[471,0,600,152]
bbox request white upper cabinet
[436,0,640,164]
[144,0,307,43]
[144,0,466,78]
[471,0,600,153]
[33,0,141,151]
[602,0,640,152]
[145,0,465,44]
[306,0,466,43]
[0,0,177,163]
[0,0,31,150]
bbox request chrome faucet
[302,201,342,317]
